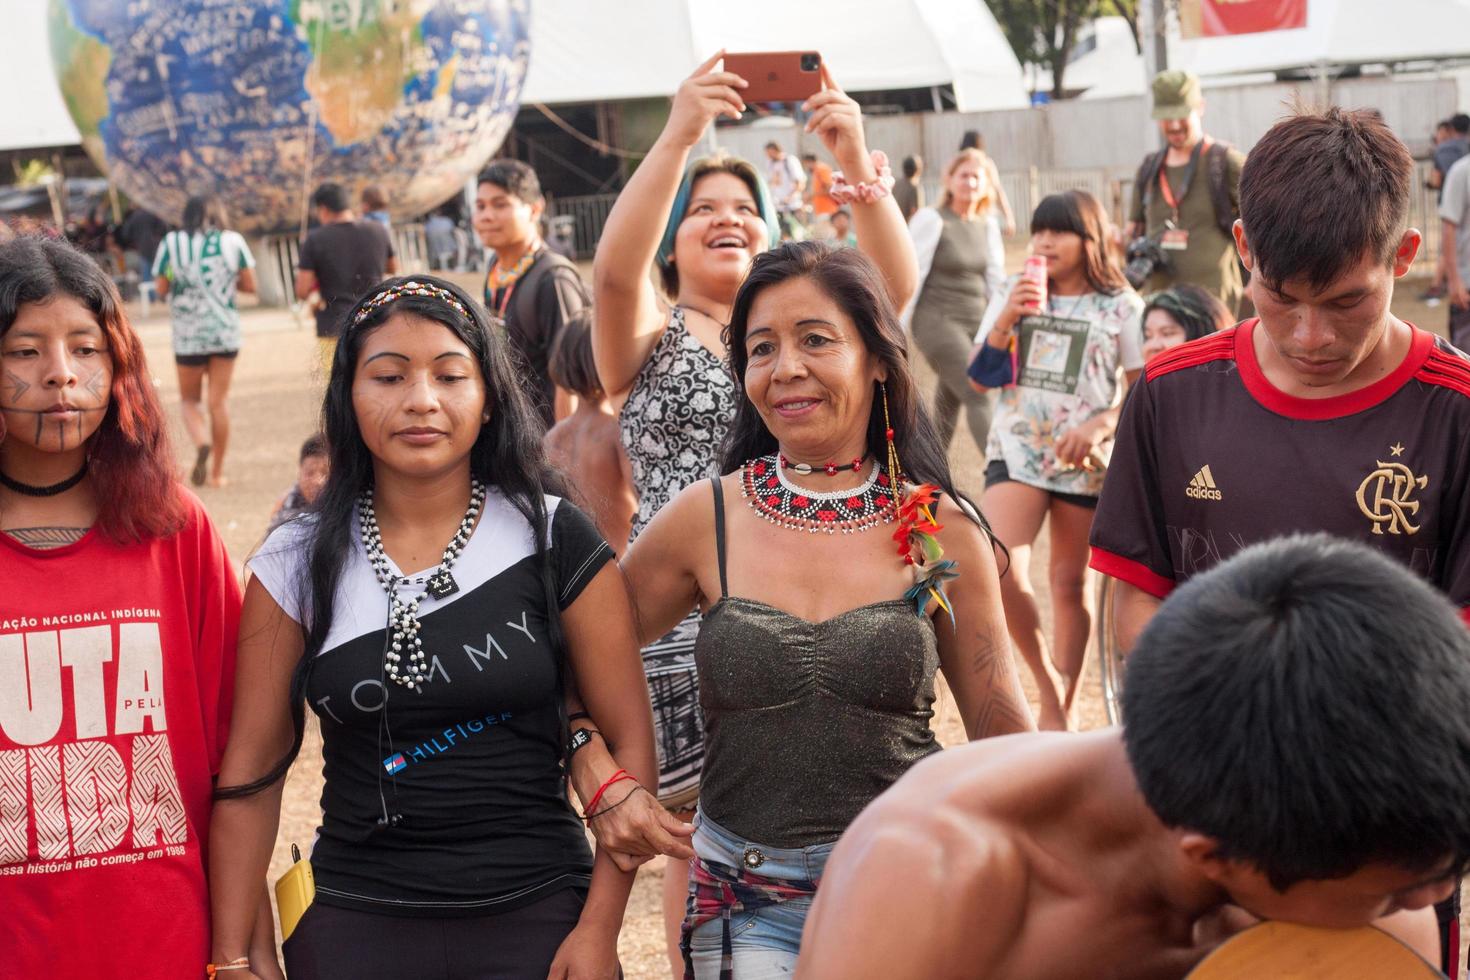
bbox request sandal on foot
[191,445,211,486]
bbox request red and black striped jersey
[1090,318,1470,621]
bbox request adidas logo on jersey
[1186,465,1222,501]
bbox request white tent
[520,0,1029,112]
[2,0,1028,154]
[1,2,82,151]
[1176,0,1470,77]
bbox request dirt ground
[123,275,1462,978]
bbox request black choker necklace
[0,464,88,497]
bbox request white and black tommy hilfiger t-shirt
[250,490,613,917]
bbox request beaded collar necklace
[358,479,486,690]
[740,454,895,534]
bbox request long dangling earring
[881,382,905,490]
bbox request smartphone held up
[723,51,823,104]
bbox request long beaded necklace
[741,454,896,534]
[358,479,486,690]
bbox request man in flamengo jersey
[1089,106,1470,975]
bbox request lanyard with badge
[1157,137,1212,252]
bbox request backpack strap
[1206,142,1237,239]
[1134,149,1168,221]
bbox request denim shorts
[685,811,835,979]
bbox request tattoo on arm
[5,526,88,550]
[967,624,1033,738]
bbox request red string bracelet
[584,768,635,818]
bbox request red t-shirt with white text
[0,492,239,979]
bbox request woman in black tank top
[617,243,1035,976]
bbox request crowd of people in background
[7,53,1470,980]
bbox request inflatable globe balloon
[48,0,530,234]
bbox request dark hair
[478,159,543,206]
[800,153,816,164]
[547,308,601,400]
[722,242,992,540]
[1031,191,1127,295]
[0,236,184,542]
[182,195,228,234]
[299,432,328,463]
[311,182,350,213]
[1239,107,1412,291]
[218,274,569,797]
[360,185,388,212]
[1123,533,1470,891]
[764,141,782,153]
[960,130,983,151]
[1142,284,1233,342]
[1453,113,1470,136]
[902,155,921,179]
[656,153,779,298]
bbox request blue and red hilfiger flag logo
[383,753,407,775]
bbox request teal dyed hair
[655,151,781,297]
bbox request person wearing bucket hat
[1125,70,1247,315]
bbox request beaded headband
[352,280,470,325]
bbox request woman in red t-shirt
[0,236,279,977]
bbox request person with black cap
[1125,70,1246,314]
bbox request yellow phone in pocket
[274,843,315,941]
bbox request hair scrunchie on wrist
[830,150,897,206]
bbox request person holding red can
[967,190,1144,729]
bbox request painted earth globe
[48,0,530,234]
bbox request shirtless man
[797,534,1470,979]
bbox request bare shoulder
[628,472,722,552]
[799,746,1032,979]
[930,493,1001,575]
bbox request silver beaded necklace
[357,479,486,691]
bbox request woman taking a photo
[152,194,256,487]
[905,148,1007,455]
[0,236,276,978]
[968,190,1144,730]
[209,275,658,979]
[614,242,1032,976]
[591,51,917,971]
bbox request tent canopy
[2,0,1029,154]
[1176,0,1470,78]
[520,0,1029,111]
[2,2,82,152]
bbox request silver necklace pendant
[359,479,486,690]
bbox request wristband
[568,727,601,758]
[207,960,251,978]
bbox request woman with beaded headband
[210,275,660,978]
[604,242,1034,976]
[0,236,280,978]
[589,51,920,973]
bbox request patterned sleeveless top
[619,306,736,538]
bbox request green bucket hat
[1151,70,1203,121]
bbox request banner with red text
[1179,0,1308,38]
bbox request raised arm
[593,52,747,402]
[804,65,919,311]
[934,516,1036,739]
[209,579,303,979]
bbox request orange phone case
[724,51,822,104]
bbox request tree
[986,0,1097,99]
[986,0,1158,97]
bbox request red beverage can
[1023,255,1048,311]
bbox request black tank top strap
[709,476,728,599]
